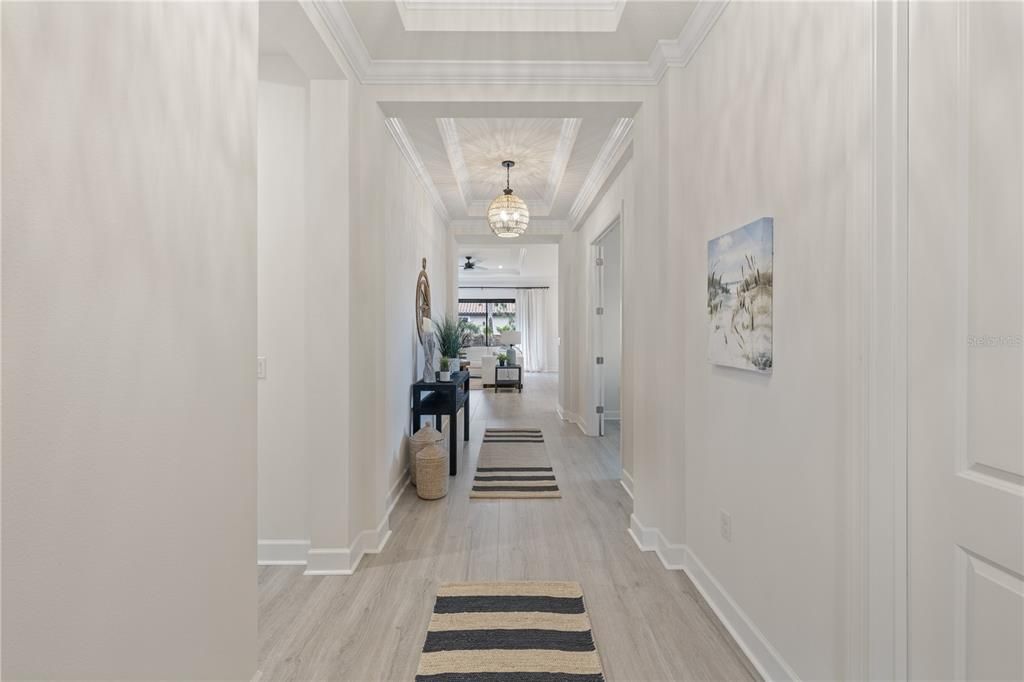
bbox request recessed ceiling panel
[343,1,695,62]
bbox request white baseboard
[304,470,409,576]
[257,539,310,565]
[304,514,393,576]
[628,514,687,569]
[556,404,588,435]
[627,514,798,681]
[682,546,799,681]
[386,467,411,518]
[620,468,634,499]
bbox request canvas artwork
[707,217,774,373]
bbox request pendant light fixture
[487,160,529,239]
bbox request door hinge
[595,257,604,266]
[596,356,604,365]
[595,306,604,315]
[596,406,605,414]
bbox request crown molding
[569,117,633,229]
[545,117,582,208]
[312,0,729,86]
[384,117,451,223]
[437,118,474,212]
[438,117,579,217]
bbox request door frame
[584,215,622,438]
[861,1,910,679]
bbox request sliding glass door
[458,299,516,347]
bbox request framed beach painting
[707,217,774,373]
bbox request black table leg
[449,408,458,476]
[464,379,470,442]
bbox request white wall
[258,56,310,550]
[557,4,873,678]
[2,2,258,678]
[346,86,456,553]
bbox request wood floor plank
[258,374,757,681]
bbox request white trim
[304,514,393,576]
[569,119,633,230]
[386,467,412,519]
[257,539,311,566]
[437,118,474,213]
[384,117,450,223]
[298,476,411,575]
[683,546,801,682]
[866,1,909,679]
[648,0,730,80]
[627,514,686,569]
[627,514,799,682]
[619,468,634,499]
[555,403,587,434]
[545,118,582,209]
[311,0,729,86]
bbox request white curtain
[516,289,547,372]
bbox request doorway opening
[591,219,622,438]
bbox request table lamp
[503,330,522,366]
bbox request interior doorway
[591,220,622,438]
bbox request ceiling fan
[462,256,488,271]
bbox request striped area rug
[472,428,560,499]
[415,581,605,681]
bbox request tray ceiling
[383,102,635,236]
[342,1,696,62]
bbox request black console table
[411,370,470,475]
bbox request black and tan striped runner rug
[415,581,605,681]
[472,427,559,499]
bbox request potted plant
[434,315,471,375]
[497,352,508,367]
[439,357,451,382]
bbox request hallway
[258,374,756,681]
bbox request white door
[908,2,1024,680]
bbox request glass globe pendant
[487,160,529,238]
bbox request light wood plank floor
[258,373,758,681]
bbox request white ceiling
[342,1,696,62]
[383,101,636,239]
[458,243,558,285]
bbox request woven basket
[409,423,445,486]
[416,443,449,500]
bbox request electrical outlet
[719,509,732,542]
[257,356,267,380]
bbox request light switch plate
[257,356,267,380]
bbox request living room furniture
[464,346,499,386]
[494,364,523,393]
[411,369,470,475]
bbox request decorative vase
[449,357,461,375]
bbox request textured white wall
[258,57,310,546]
[556,4,873,677]
[1,2,257,678]
[658,3,871,678]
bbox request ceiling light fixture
[487,160,529,239]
